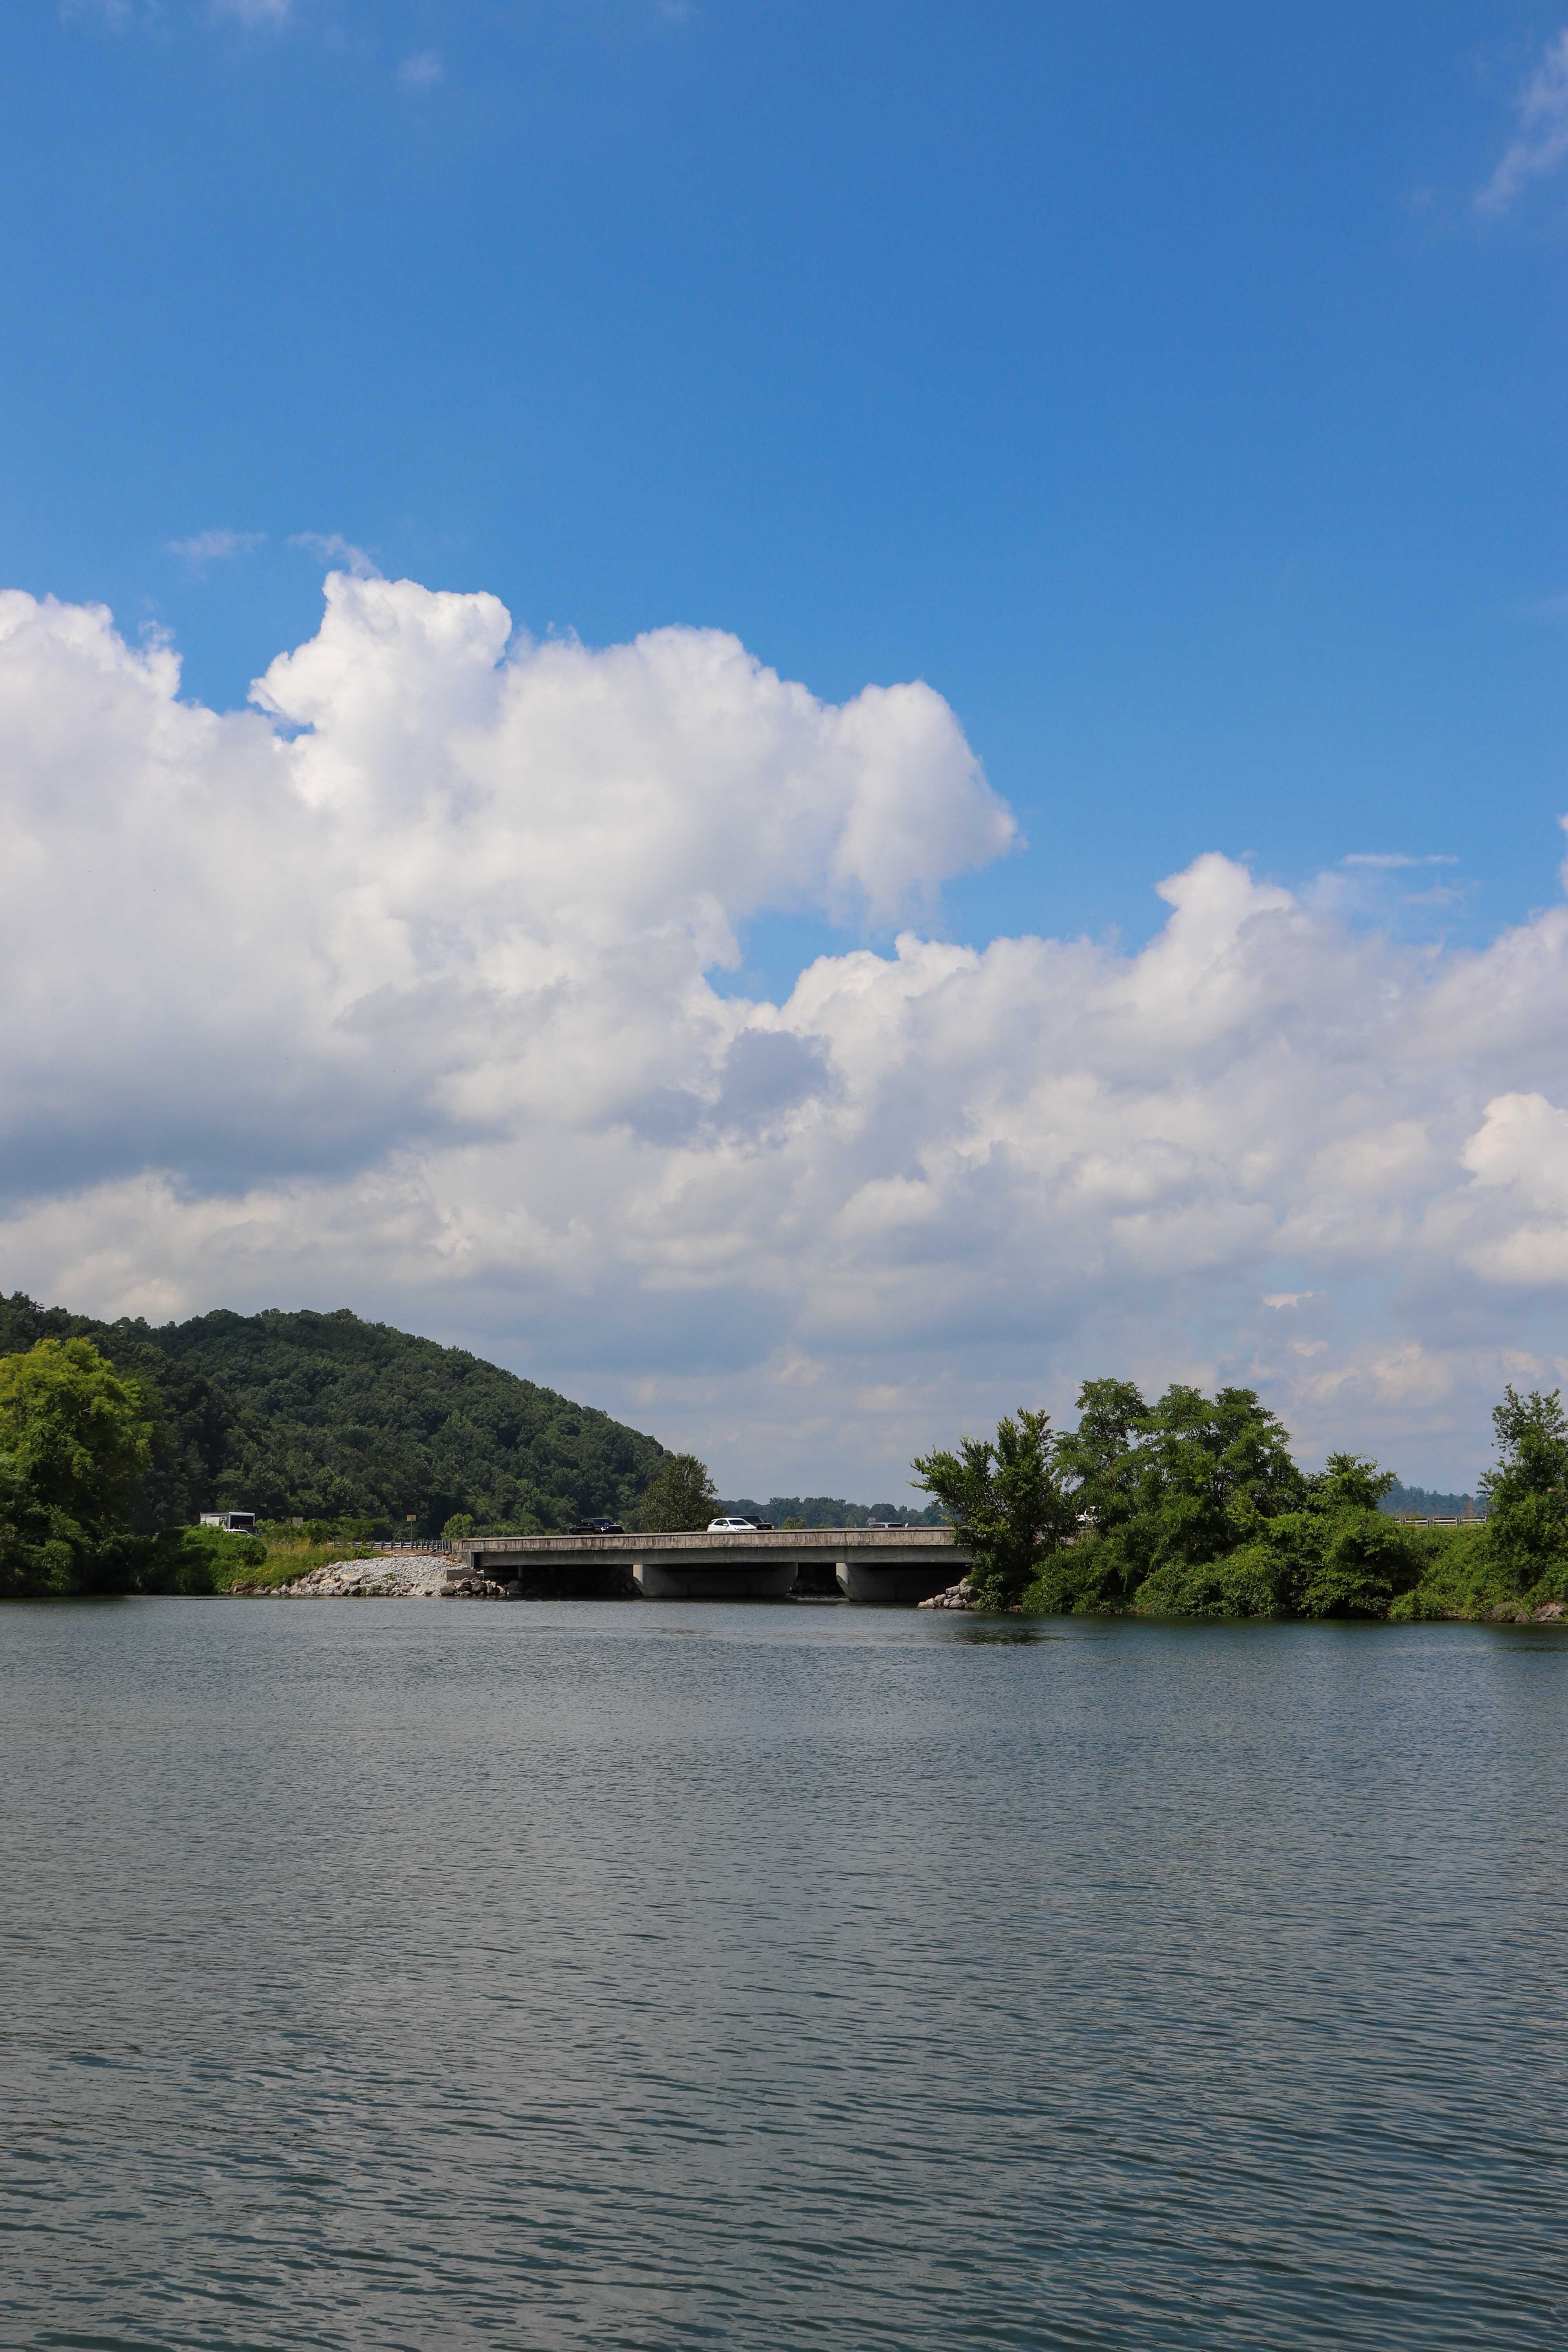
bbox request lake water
[3,1601,1566,2350]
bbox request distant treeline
[1380,1482,1486,1519]
[717,1495,950,1528]
[913,1381,1567,1625]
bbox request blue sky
[10,2,1568,962]
[7,3,1568,1491]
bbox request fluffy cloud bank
[2,574,1566,1492]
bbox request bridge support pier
[835,1559,956,1605]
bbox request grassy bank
[176,1524,392,1594]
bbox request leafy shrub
[180,1523,266,1569]
[1295,1511,1425,1619]
[1388,1583,1455,1623]
[1296,1559,1396,1618]
[1021,1544,1116,1615]
[139,1532,220,1595]
[1393,1525,1531,1622]
[1132,1546,1284,1619]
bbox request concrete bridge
[448,1525,967,1603]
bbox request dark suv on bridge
[571,1516,624,1535]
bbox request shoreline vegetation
[0,1295,1563,1626]
[913,1383,1568,1626]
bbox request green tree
[28,1300,671,1532]
[1479,1387,1568,1595]
[0,1338,155,1597]
[1306,1452,1397,1514]
[1049,1377,1151,1607]
[1038,1382,1319,1616]
[1056,1377,1147,1528]
[913,1407,1073,1609]
[636,1453,719,1532]
[1138,1384,1304,1569]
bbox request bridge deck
[449,1526,967,1602]
[457,1527,960,1561]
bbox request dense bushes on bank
[915,1380,1568,1622]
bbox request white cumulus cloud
[1,572,1566,1494]
[1477,29,1568,216]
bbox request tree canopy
[0,1338,155,1595]
[918,1380,1568,1622]
[635,1454,719,1532]
[913,1408,1074,1607]
[1478,1386,1568,1592]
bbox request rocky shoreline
[234,1553,523,1601]
[917,1578,976,1611]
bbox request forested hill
[0,1297,666,1535]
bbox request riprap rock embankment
[238,1553,522,1600]
[917,1577,975,1611]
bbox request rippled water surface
[3,1601,1566,2349]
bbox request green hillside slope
[0,1296,666,1535]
